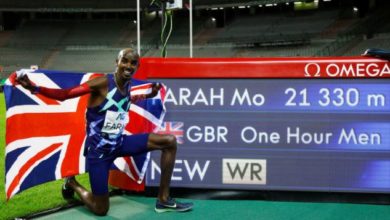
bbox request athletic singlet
[84,74,131,159]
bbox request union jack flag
[3,69,166,199]
[157,122,184,144]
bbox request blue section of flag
[4,86,38,110]
[5,146,29,172]
[20,151,60,192]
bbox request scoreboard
[140,57,390,193]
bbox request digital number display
[146,79,390,193]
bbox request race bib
[101,110,129,134]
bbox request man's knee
[91,196,109,216]
[166,135,177,149]
[94,204,109,216]
[148,133,177,151]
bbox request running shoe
[61,176,75,200]
[155,197,193,213]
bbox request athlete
[16,48,193,215]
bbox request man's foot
[155,198,193,213]
[61,176,75,200]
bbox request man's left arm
[131,82,161,102]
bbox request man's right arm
[37,83,92,101]
[16,74,105,101]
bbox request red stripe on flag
[131,84,151,91]
[127,112,156,134]
[160,86,166,103]
[109,170,145,192]
[60,94,90,177]
[124,157,138,179]
[35,94,61,105]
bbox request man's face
[116,49,140,80]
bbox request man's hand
[147,82,162,99]
[16,74,37,94]
[152,82,162,93]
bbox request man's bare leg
[64,177,109,216]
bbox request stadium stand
[0,0,143,9]
[49,49,119,73]
[144,44,238,57]
[316,3,390,57]
[0,47,49,72]
[5,20,68,48]
[59,20,129,46]
[343,33,390,56]
[208,10,338,45]
[0,31,13,47]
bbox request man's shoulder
[88,75,109,89]
[92,74,109,82]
